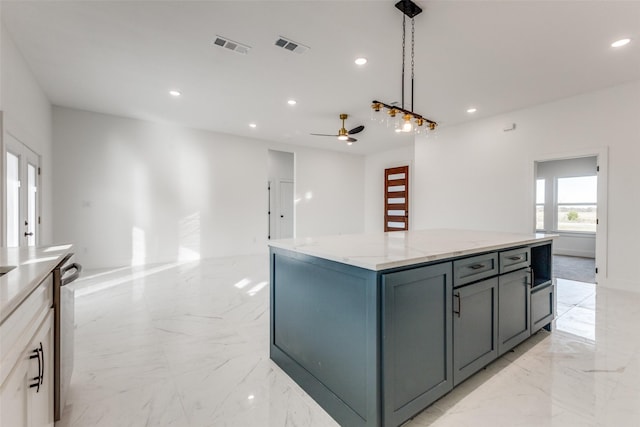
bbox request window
[536,179,545,230]
[556,176,597,232]
[6,151,20,247]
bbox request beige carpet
[553,255,596,283]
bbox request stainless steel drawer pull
[469,264,485,270]
[453,292,461,317]
[61,263,83,286]
[508,256,523,261]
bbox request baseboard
[553,250,595,258]
[597,277,640,294]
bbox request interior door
[384,166,409,231]
[278,180,294,239]
[4,134,40,247]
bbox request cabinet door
[0,352,29,427]
[453,277,498,386]
[531,283,555,332]
[382,262,453,427]
[498,269,531,356]
[0,310,54,427]
[28,310,54,427]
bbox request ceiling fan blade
[346,137,357,143]
[310,133,339,137]
[348,125,365,135]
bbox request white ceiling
[2,0,639,154]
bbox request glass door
[4,133,40,247]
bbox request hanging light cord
[401,15,416,112]
[370,0,438,129]
[401,14,406,110]
[411,17,415,112]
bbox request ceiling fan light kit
[371,0,438,136]
[310,113,365,146]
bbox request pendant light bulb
[402,114,413,132]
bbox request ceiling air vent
[274,36,309,54]
[213,35,251,55]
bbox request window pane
[558,176,597,204]
[536,205,544,230]
[6,152,19,247]
[557,205,597,232]
[536,179,545,204]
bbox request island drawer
[453,252,499,287]
[499,247,530,274]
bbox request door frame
[531,147,608,282]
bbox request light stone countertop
[0,244,74,324]
[268,229,557,271]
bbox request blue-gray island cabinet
[269,229,556,427]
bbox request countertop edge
[0,245,74,325]
[268,230,558,271]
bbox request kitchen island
[269,229,556,427]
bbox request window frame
[555,175,597,234]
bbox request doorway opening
[4,132,41,247]
[534,155,603,285]
[268,150,294,240]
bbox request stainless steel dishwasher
[53,254,82,421]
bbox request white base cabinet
[28,310,54,427]
[1,276,54,427]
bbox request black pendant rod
[401,14,405,110]
[411,17,415,112]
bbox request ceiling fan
[311,114,365,144]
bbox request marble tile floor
[58,256,640,427]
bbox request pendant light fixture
[371,0,437,135]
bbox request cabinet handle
[453,292,461,317]
[530,268,535,289]
[28,346,42,392]
[61,263,83,286]
[508,255,523,261]
[39,342,44,385]
[469,263,485,270]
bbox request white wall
[414,81,640,292]
[294,147,364,238]
[52,107,365,269]
[364,146,414,233]
[1,23,53,244]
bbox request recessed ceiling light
[169,90,181,97]
[355,57,367,65]
[287,99,297,105]
[467,108,477,113]
[611,38,631,48]
[249,123,257,128]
